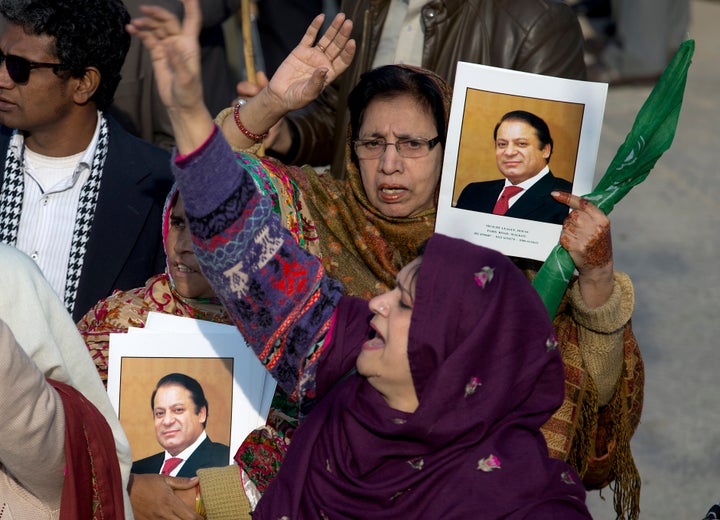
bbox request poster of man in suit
[455,110,573,225]
[131,372,230,477]
[436,62,607,261]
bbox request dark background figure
[254,0,587,175]
[256,0,338,77]
[111,0,241,149]
[455,110,572,224]
[575,0,691,85]
[131,373,230,478]
[0,0,173,322]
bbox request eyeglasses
[0,50,68,84]
[353,136,441,159]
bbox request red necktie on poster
[160,457,183,475]
[492,186,523,215]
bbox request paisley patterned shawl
[232,65,452,299]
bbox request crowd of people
[0,0,656,518]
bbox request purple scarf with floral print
[254,234,590,519]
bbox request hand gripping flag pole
[532,39,696,317]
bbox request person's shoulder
[82,273,169,324]
[204,437,231,454]
[104,116,173,194]
[0,125,12,160]
[486,0,578,32]
[0,244,46,286]
[0,243,36,268]
[0,125,12,143]
[193,436,230,465]
[105,115,172,164]
[131,451,164,473]
[462,179,504,192]
[547,171,573,191]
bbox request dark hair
[347,65,447,164]
[151,373,209,428]
[493,110,553,162]
[0,0,130,110]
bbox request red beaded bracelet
[233,100,269,142]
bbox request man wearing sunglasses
[0,0,173,323]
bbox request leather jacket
[282,0,587,175]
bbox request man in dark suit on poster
[455,110,572,224]
[132,373,230,477]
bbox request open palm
[128,0,204,114]
[266,13,356,113]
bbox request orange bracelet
[233,100,269,142]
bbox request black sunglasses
[0,50,68,84]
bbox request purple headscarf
[255,234,590,518]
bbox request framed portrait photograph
[435,62,608,261]
[107,313,275,475]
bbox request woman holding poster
[128,2,642,518]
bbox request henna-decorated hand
[553,191,614,308]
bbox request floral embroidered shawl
[77,186,230,383]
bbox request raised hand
[127,0,213,154]
[220,13,355,151]
[263,13,355,114]
[552,191,614,308]
[127,0,203,115]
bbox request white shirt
[161,430,208,477]
[372,0,425,68]
[500,165,551,209]
[13,114,102,301]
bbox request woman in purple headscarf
[230,232,592,518]
[129,1,591,517]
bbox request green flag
[532,39,696,317]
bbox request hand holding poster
[533,39,695,316]
[436,61,607,262]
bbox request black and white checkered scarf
[0,114,109,314]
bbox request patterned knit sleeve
[172,126,344,410]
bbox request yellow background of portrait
[118,357,233,460]
[451,89,585,204]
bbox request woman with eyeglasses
[217,60,450,301]
[130,2,642,518]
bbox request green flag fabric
[532,39,696,317]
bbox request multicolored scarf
[231,66,452,300]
